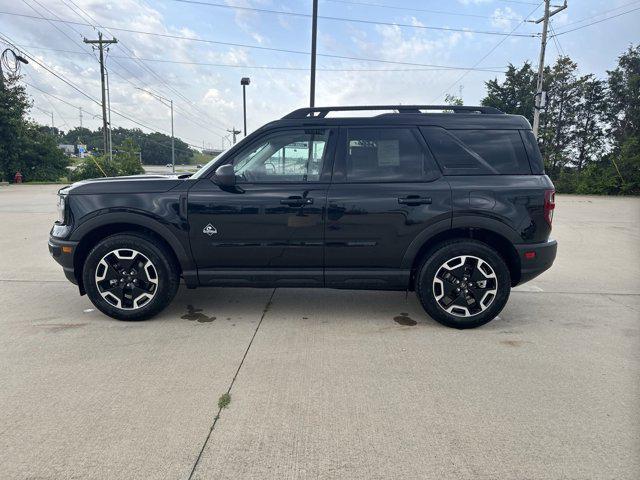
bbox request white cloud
[491,7,523,30]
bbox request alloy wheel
[95,248,158,310]
[432,255,498,317]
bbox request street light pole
[105,68,113,163]
[241,77,250,137]
[170,99,175,174]
[136,87,174,173]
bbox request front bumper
[48,235,79,285]
[515,239,557,285]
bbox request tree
[481,62,538,124]
[140,132,193,165]
[70,137,145,181]
[539,56,583,178]
[444,93,463,106]
[0,73,30,181]
[573,76,607,173]
[605,44,640,194]
[0,73,69,182]
[18,124,71,181]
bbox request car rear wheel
[83,234,179,320]
[416,240,511,329]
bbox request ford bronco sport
[49,105,557,329]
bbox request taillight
[544,189,555,227]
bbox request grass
[218,393,231,410]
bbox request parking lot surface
[1,184,638,479]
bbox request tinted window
[233,130,328,182]
[520,129,545,174]
[421,127,530,175]
[345,128,437,182]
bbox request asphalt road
[1,184,638,479]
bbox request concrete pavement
[0,184,638,479]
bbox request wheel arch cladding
[72,219,188,294]
[407,227,521,290]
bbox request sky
[0,0,638,150]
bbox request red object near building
[14,171,23,183]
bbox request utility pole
[227,127,240,145]
[532,0,567,138]
[135,87,175,173]
[83,32,117,157]
[170,98,175,173]
[79,107,83,128]
[309,0,318,107]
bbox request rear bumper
[515,239,557,285]
[48,236,79,285]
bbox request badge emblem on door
[203,223,218,236]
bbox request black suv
[49,105,557,329]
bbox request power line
[551,0,640,29]
[23,79,195,154]
[320,0,532,20]
[430,1,544,103]
[551,6,640,36]
[549,23,565,57]
[0,11,533,70]
[167,0,537,37]
[13,44,508,73]
[0,34,204,149]
[58,0,229,137]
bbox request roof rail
[283,105,503,119]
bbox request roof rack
[283,105,503,119]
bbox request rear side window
[420,127,531,175]
[520,129,545,174]
[344,128,438,182]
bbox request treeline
[57,127,194,166]
[481,45,639,195]
[0,74,197,183]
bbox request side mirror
[214,164,236,187]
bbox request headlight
[56,194,67,224]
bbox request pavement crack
[187,287,276,480]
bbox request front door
[188,127,335,287]
[325,126,452,289]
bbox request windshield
[190,146,234,179]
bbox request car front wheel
[82,234,179,321]
[416,240,511,329]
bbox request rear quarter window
[420,127,532,175]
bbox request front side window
[345,128,437,182]
[233,130,328,183]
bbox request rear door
[188,127,335,287]
[324,126,452,289]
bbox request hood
[66,174,185,195]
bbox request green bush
[69,139,144,181]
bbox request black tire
[82,233,179,321]
[416,239,511,329]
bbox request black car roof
[257,105,532,133]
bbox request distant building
[58,144,75,156]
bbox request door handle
[398,196,432,205]
[280,196,313,206]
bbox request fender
[400,218,451,269]
[70,210,198,286]
[400,215,521,269]
[451,214,522,244]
